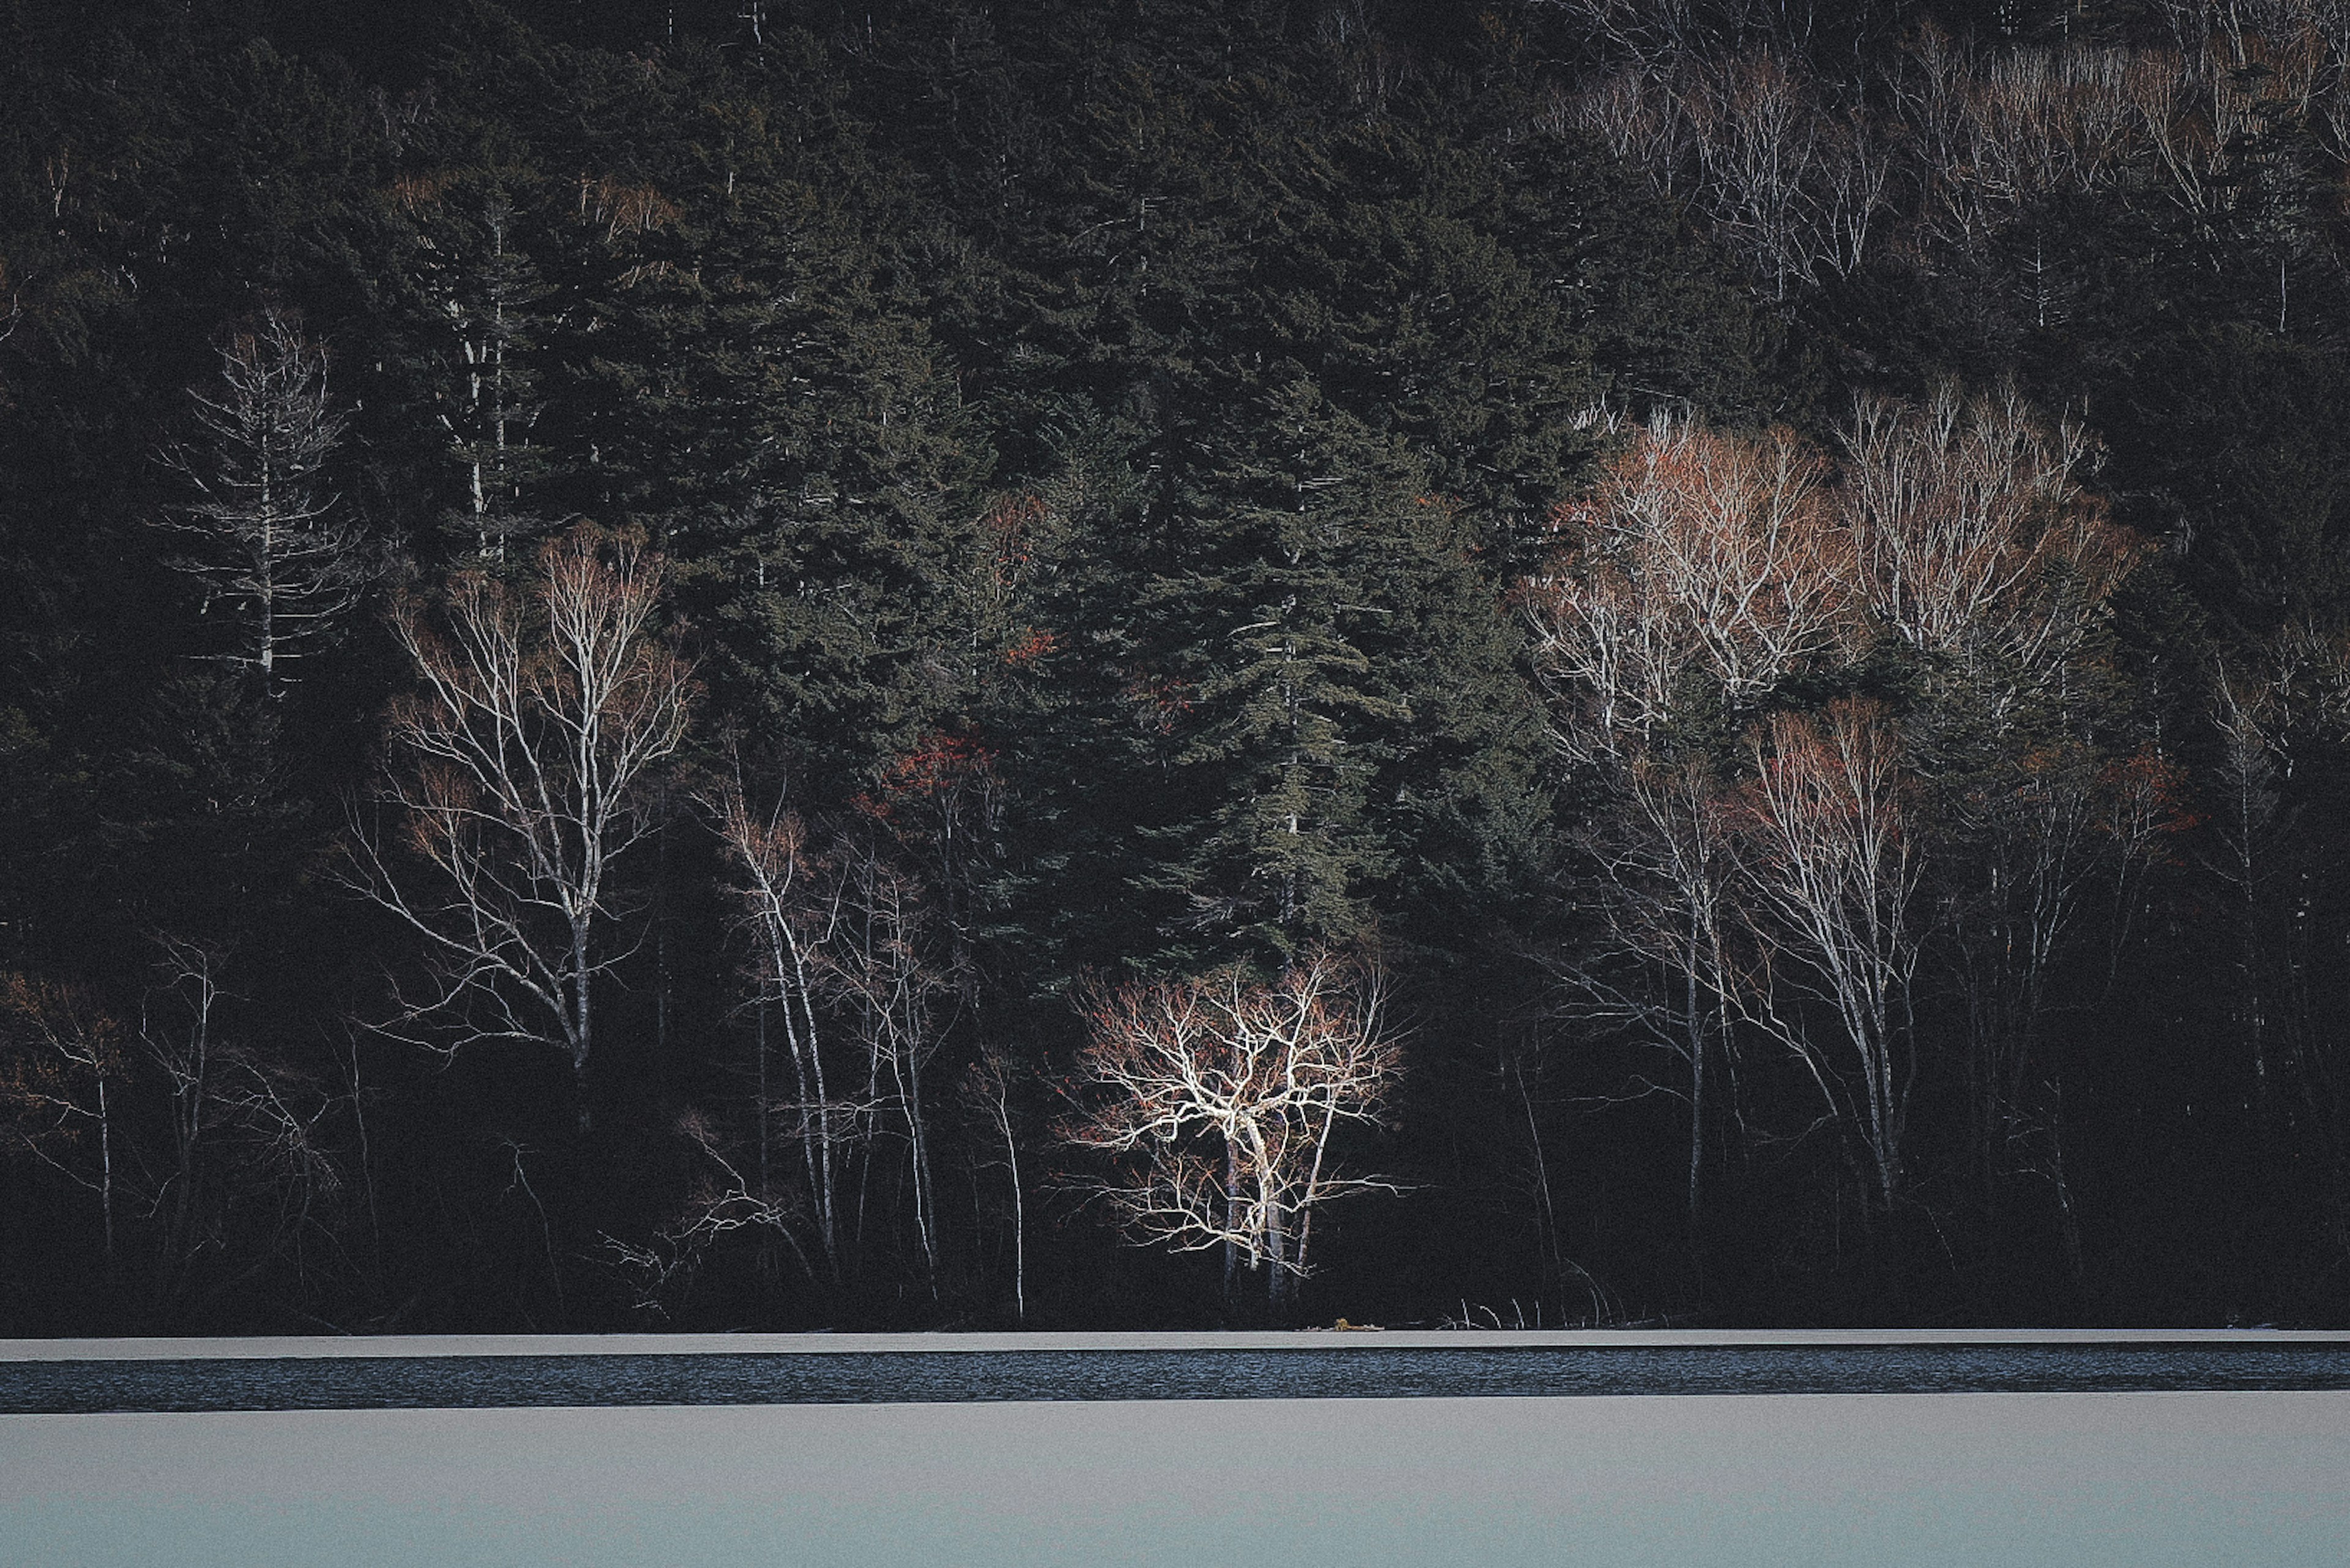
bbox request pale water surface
[4,1334,2345,1567]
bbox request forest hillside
[4,0,2349,1331]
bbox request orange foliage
[1004,627,1059,668]
[854,732,998,821]
[1122,674,1197,736]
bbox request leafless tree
[1939,739,2105,1268]
[1557,9,2348,316]
[1595,758,1745,1225]
[1539,0,1710,73]
[1817,104,1893,279]
[133,936,343,1311]
[1532,392,2146,1228]
[1840,384,2138,684]
[391,179,556,559]
[605,1105,814,1318]
[0,972,124,1266]
[158,308,369,690]
[1060,948,1402,1314]
[1687,51,1829,299]
[1531,418,1851,758]
[2207,654,2289,1107]
[820,834,955,1291]
[1568,66,1695,189]
[1527,418,1851,1223]
[349,523,693,1127]
[139,936,228,1294]
[703,788,962,1294]
[712,788,849,1277]
[962,1040,1029,1324]
[1837,384,2142,1230]
[1734,699,1924,1213]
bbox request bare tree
[1060,948,1402,1315]
[133,936,343,1314]
[1839,385,2137,684]
[2206,654,2291,1108]
[602,1105,813,1319]
[1939,735,2155,1275]
[0,973,124,1267]
[962,1040,1028,1324]
[1558,11,2344,316]
[1734,699,1924,1213]
[709,791,960,1291]
[1530,418,1851,758]
[1527,418,1851,1226]
[1838,385,2144,1240]
[819,834,955,1293]
[713,788,848,1277]
[1686,51,1829,299]
[390,178,558,559]
[1531,393,2143,1233]
[349,523,693,1127]
[139,936,228,1296]
[158,308,368,690]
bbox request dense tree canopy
[4,0,2350,1332]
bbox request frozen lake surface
[6,1334,2347,1567]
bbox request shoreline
[7,1326,2350,1361]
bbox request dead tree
[1060,948,1401,1315]
[158,308,368,690]
[350,523,693,1128]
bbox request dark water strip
[6,1344,2350,1413]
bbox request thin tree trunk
[1685,903,1706,1230]
[996,1081,1026,1326]
[96,1072,114,1272]
[755,1001,774,1290]
[571,917,594,1133]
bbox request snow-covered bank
[6,1392,2346,1567]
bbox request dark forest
[4,0,2349,1333]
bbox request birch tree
[963,1040,1029,1324]
[1734,699,1925,1214]
[1840,385,2137,683]
[819,834,954,1293]
[351,523,693,1127]
[705,793,959,1292]
[1527,417,1851,1225]
[713,790,847,1277]
[1841,385,2144,1238]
